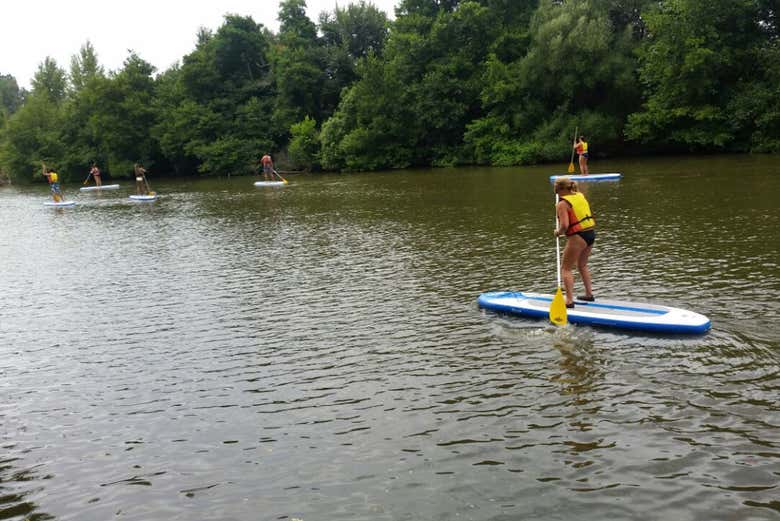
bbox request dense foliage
[2,0,779,182]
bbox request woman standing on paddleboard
[134,163,149,195]
[90,163,102,187]
[42,164,64,202]
[573,135,589,176]
[554,177,595,308]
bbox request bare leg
[561,235,587,305]
[577,245,593,298]
[579,156,589,175]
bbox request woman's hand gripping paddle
[550,194,568,326]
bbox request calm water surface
[1,156,778,521]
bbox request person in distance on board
[90,163,102,187]
[573,135,589,175]
[260,153,274,182]
[42,164,64,202]
[553,177,596,308]
[134,163,149,195]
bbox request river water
[1,156,778,521]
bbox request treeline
[2,0,779,183]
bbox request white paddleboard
[478,291,710,334]
[254,181,287,187]
[43,200,76,207]
[80,184,120,191]
[550,173,622,181]
[129,194,157,201]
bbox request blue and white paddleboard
[43,200,76,207]
[550,173,622,181]
[129,194,157,201]
[80,184,120,191]
[254,181,287,187]
[478,291,710,334]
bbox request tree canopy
[1,0,779,182]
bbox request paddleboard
[254,181,287,187]
[80,184,120,191]
[550,173,622,181]
[478,291,710,334]
[129,194,157,201]
[43,200,76,207]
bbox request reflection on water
[0,156,778,520]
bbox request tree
[70,40,104,93]
[64,52,159,177]
[318,2,390,118]
[31,57,67,103]
[0,74,24,116]
[464,0,640,165]
[0,92,65,183]
[278,0,318,42]
[288,116,320,170]
[626,0,769,149]
[154,15,276,176]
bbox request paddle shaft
[555,194,562,287]
[273,169,287,183]
[568,126,578,169]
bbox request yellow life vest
[49,172,59,183]
[561,192,595,234]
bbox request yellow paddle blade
[549,287,568,326]
[567,161,575,173]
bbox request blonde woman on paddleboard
[573,135,589,175]
[553,177,595,308]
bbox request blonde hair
[554,177,578,193]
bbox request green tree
[0,74,24,115]
[63,53,159,177]
[465,0,640,165]
[154,15,275,176]
[31,57,67,103]
[288,116,321,170]
[626,0,772,150]
[278,0,318,41]
[0,92,65,182]
[272,0,325,135]
[318,2,389,116]
[69,40,104,93]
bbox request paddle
[567,126,578,174]
[550,193,568,326]
[142,171,155,195]
[136,166,155,196]
[273,169,288,184]
[83,170,93,185]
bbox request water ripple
[1,164,779,520]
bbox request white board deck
[478,291,710,334]
[254,181,287,186]
[43,200,76,207]
[80,184,120,191]
[129,194,157,201]
[550,173,622,181]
